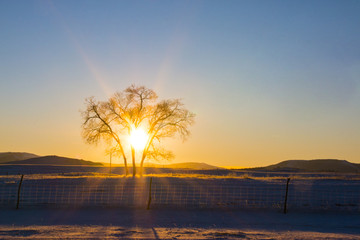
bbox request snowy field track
[0,209,359,239]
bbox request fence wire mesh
[0,176,359,211]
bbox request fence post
[16,174,24,210]
[283,178,290,214]
[147,177,153,210]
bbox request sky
[1,0,360,167]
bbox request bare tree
[81,85,195,177]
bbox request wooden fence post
[283,178,290,214]
[16,174,24,210]
[147,177,153,210]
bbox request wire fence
[0,176,359,212]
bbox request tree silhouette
[81,85,195,176]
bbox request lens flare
[129,128,148,150]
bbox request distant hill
[0,152,39,164]
[144,162,223,170]
[251,159,360,173]
[1,155,103,166]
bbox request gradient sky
[1,0,360,167]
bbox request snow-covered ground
[0,209,359,239]
[1,169,359,238]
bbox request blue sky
[1,0,360,166]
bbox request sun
[129,127,148,150]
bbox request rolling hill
[0,152,39,164]
[1,155,103,166]
[251,159,360,173]
[143,162,223,170]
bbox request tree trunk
[131,147,136,177]
[139,152,147,177]
[117,142,128,176]
[139,162,143,176]
[109,152,112,174]
[123,155,128,176]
